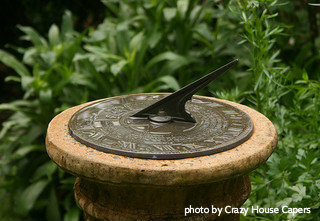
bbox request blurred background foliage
[0,0,319,220]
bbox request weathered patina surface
[68,94,253,159]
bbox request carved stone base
[74,175,251,221]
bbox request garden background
[0,0,319,220]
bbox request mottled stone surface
[46,93,277,220]
[74,175,251,221]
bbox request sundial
[68,59,253,159]
[47,58,277,221]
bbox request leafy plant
[228,1,320,220]
[0,11,85,220]
[82,0,241,94]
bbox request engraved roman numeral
[204,138,224,144]
[207,102,223,107]
[222,110,243,120]
[222,110,238,115]
[152,144,175,151]
[119,141,136,150]
[89,131,104,140]
[93,121,102,127]
[211,135,231,143]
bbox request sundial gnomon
[69,60,254,159]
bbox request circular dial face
[69,94,254,159]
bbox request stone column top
[46,94,277,186]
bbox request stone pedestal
[46,94,277,221]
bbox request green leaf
[190,5,203,25]
[5,76,21,82]
[302,70,309,81]
[177,0,189,18]
[22,124,43,145]
[289,184,307,198]
[0,50,30,77]
[61,10,73,40]
[83,45,122,60]
[163,8,177,21]
[309,3,320,6]
[146,51,192,70]
[148,31,162,49]
[16,180,49,216]
[60,177,76,185]
[13,145,43,158]
[31,161,57,182]
[0,99,32,111]
[39,89,53,104]
[64,207,80,221]
[46,187,61,221]
[22,48,37,65]
[111,60,128,75]
[18,25,47,47]
[0,103,21,112]
[21,76,34,90]
[157,75,180,91]
[276,197,293,207]
[48,24,60,46]
[193,23,213,41]
[0,117,30,140]
[129,32,144,51]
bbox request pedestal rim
[46,93,277,185]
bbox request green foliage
[82,0,240,93]
[0,0,319,220]
[0,10,86,220]
[228,1,320,220]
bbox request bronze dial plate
[68,94,254,159]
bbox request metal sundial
[68,59,254,159]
